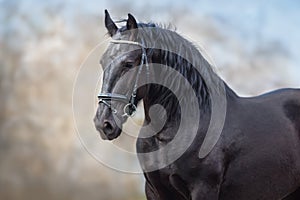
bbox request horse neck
[142,48,213,125]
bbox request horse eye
[124,62,134,68]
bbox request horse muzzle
[94,109,122,140]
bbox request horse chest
[144,161,194,200]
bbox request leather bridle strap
[98,93,130,103]
[98,39,149,117]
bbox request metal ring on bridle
[123,103,137,117]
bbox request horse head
[94,10,151,140]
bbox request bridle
[97,39,149,117]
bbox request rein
[98,39,149,117]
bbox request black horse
[94,10,300,200]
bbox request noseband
[98,40,149,117]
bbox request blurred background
[1,0,299,199]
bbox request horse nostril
[103,120,114,134]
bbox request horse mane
[117,22,226,120]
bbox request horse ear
[105,9,118,36]
[127,13,138,30]
[126,14,138,40]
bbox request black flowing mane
[117,22,226,120]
